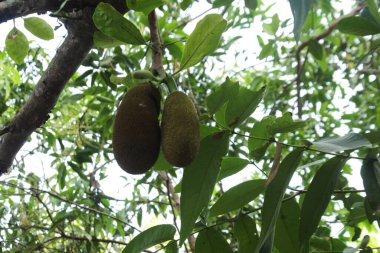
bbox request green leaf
[274,198,300,253]
[234,215,259,253]
[212,0,233,8]
[57,163,67,190]
[180,14,227,70]
[225,86,266,128]
[337,16,380,36]
[24,17,54,40]
[5,28,29,64]
[365,0,380,24]
[262,14,280,36]
[180,0,193,10]
[361,158,380,212]
[255,149,303,253]
[268,112,306,134]
[93,3,145,45]
[308,40,324,60]
[248,116,275,161]
[179,131,230,244]
[126,0,163,15]
[164,241,179,253]
[93,31,124,48]
[206,77,239,115]
[218,157,249,181]
[299,156,347,252]
[289,0,313,40]
[122,224,176,253]
[209,179,266,217]
[244,0,258,10]
[312,133,371,153]
[195,227,233,253]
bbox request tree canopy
[0,0,380,252]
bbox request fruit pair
[112,83,200,174]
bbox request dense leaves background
[0,0,380,252]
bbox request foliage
[1,0,380,252]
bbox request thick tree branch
[0,0,127,24]
[0,8,95,175]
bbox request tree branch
[294,4,364,118]
[148,10,165,78]
[0,8,96,175]
[0,0,127,24]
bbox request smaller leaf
[218,157,249,181]
[24,17,54,40]
[126,0,163,15]
[195,227,233,253]
[93,31,124,48]
[244,0,258,10]
[361,157,380,212]
[122,224,176,253]
[312,133,371,153]
[5,28,29,64]
[93,3,145,45]
[308,40,324,60]
[337,16,380,36]
[299,156,347,252]
[164,241,179,253]
[213,0,233,8]
[248,116,275,161]
[234,215,259,253]
[180,14,227,70]
[365,0,380,24]
[268,112,306,134]
[225,86,266,128]
[209,179,266,217]
[206,77,239,114]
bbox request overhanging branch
[0,8,95,175]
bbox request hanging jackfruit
[161,91,200,167]
[112,83,161,174]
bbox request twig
[0,180,141,232]
[148,10,165,78]
[294,4,364,118]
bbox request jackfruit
[112,83,161,174]
[161,91,200,167]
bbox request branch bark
[0,0,127,24]
[0,8,96,175]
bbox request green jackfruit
[161,91,200,167]
[112,83,161,174]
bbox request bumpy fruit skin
[161,91,200,167]
[112,83,161,174]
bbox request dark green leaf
[180,14,227,70]
[361,158,380,212]
[209,179,266,217]
[213,0,233,8]
[365,0,380,24]
[164,241,178,253]
[24,17,54,40]
[93,3,145,45]
[312,133,371,153]
[289,0,313,40]
[57,163,67,190]
[225,86,266,128]
[180,131,230,244]
[268,112,306,134]
[5,28,29,64]
[180,0,193,10]
[308,40,324,60]
[245,0,258,10]
[248,116,275,161]
[126,0,163,15]
[122,224,176,253]
[206,77,239,114]
[218,157,249,181]
[299,156,347,252]
[234,215,259,253]
[255,149,303,253]
[337,16,380,36]
[195,227,233,253]
[274,198,300,253]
